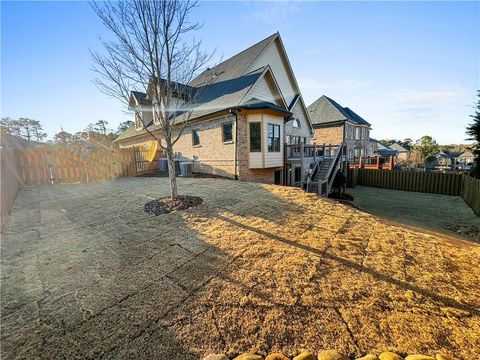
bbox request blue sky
[1,1,479,144]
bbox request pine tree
[466,90,480,178]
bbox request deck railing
[348,155,394,170]
[285,143,341,160]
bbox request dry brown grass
[1,178,479,360]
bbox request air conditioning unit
[179,161,194,177]
[159,158,168,173]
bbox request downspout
[230,109,239,180]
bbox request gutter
[230,109,239,180]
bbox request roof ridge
[215,33,277,75]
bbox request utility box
[179,162,193,177]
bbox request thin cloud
[394,90,463,105]
[298,78,372,92]
[246,1,300,27]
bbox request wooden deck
[348,155,395,170]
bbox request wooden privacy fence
[348,168,480,215]
[349,168,464,195]
[18,146,137,185]
[133,146,162,175]
[462,174,480,215]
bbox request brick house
[115,33,313,185]
[307,95,371,163]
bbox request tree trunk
[165,146,178,198]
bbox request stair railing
[325,142,345,196]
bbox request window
[222,122,233,142]
[294,166,302,182]
[135,113,143,130]
[249,122,261,152]
[192,129,200,146]
[291,136,301,145]
[267,124,280,152]
[292,119,300,128]
[355,127,361,140]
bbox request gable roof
[117,33,312,142]
[308,95,371,127]
[389,142,408,152]
[130,91,152,107]
[189,33,277,87]
[115,67,290,143]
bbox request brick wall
[118,112,284,183]
[311,124,344,145]
[172,115,237,178]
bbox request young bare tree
[90,0,212,198]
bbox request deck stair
[306,143,345,197]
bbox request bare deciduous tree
[90,0,212,198]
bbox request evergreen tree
[466,90,480,178]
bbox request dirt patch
[445,223,480,243]
[144,195,203,215]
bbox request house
[368,138,388,156]
[457,150,475,165]
[389,142,410,162]
[307,96,371,162]
[115,33,314,185]
[427,152,453,170]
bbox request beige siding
[136,111,153,131]
[246,113,283,169]
[247,114,263,168]
[249,39,296,105]
[263,114,283,168]
[248,76,277,104]
[285,99,312,141]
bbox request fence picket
[348,168,480,216]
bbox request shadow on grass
[215,213,480,316]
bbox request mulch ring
[144,195,203,216]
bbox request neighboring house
[457,150,475,165]
[115,32,313,185]
[389,142,410,161]
[368,138,388,156]
[307,96,371,162]
[427,152,453,170]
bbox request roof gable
[189,33,277,87]
[308,95,371,127]
[389,142,408,152]
[242,67,286,108]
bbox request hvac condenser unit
[179,162,194,177]
[159,158,168,173]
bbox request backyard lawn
[349,185,480,242]
[1,178,479,359]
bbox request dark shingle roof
[234,98,292,115]
[131,91,151,106]
[307,95,371,127]
[342,107,370,126]
[375,149,398,156]
[189,33,277,87]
